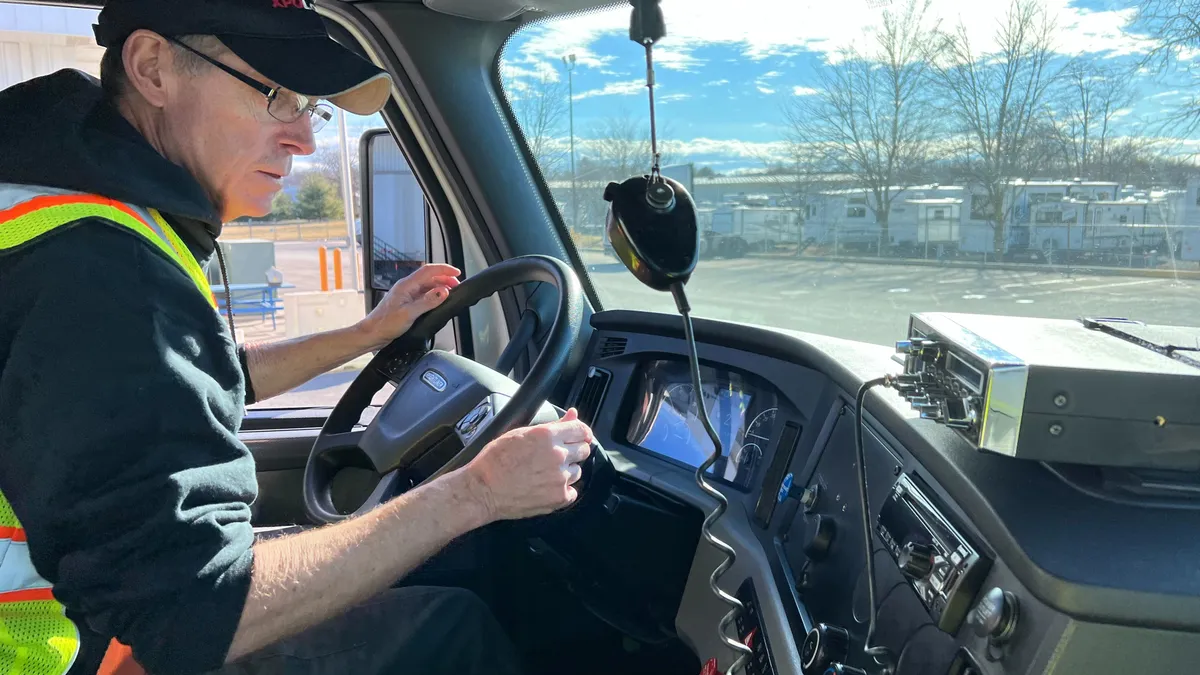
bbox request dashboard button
[803,515,836,562]
[898,541,935,580]
[970,587,1020,645]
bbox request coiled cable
[671,283,753,674]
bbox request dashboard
[557,309,1200,675]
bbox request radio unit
[894,312,1200,470]
[876,474,989,634]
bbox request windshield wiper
[1080,317,1200,370]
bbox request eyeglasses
[167,37,334,133]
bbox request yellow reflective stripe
[0,502,17,531]
[0,196,215,309]
[0,200,179,272]
[0,598,78,675]
[148,208,216,308]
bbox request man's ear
[121,29,173,109]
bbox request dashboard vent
[599,336,628,359]
[574,366,612,427]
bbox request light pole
[562,54,578,233]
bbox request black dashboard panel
[561,310,1200,675]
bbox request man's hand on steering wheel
[357,264,462,351]
[461,408,594,522]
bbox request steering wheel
[303,255,612,525]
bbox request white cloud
[1112,107,1134,119]
[503,0,1155,76]
[760,70,784,79]
[793,86,820,96]
[653,47,704,71]
[1151,90,1183,99]
[757,86,777,94]
[705,79,730,87]
[659,93,692,103]
[574,80,647,100]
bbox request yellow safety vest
[0,184,217,675]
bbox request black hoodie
[0,70,256,674]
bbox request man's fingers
[559,407,579,422]
[416,263,462,280]
[564,463,583,485]
[422,286,451,307]
[562,441,592,465]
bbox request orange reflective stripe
[0,527,26,542]
[0,194,144,229]
[0,193,218,310]
[0,588,54,603]
[98,639,145,675]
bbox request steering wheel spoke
[351,470,408,517]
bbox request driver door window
[1,2,443,411]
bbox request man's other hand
[463,408,595,522]
[357,264,461,350]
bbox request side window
[231,110,405,410]
[2,3,435,409]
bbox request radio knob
[970,587,1020,645]
[801,624,849,674]
[803,515,836,562]
[898,541,935,580]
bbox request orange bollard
[318,246,329,291]
[333,248,343,290]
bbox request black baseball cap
[93,0,392,115]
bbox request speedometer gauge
[746,407,778,444]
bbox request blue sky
[500,0,1200,173]
[6,1,1197,175]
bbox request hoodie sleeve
[0,222,257,675]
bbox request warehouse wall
[0,4,102,90]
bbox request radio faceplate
[876,474,990,634]
[895,312,1200,470]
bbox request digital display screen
[625,360,773,489]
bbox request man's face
[160,44,317,222]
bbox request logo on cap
[272,0,312,8]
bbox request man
[0,1,594,674]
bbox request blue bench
[211,283,295,329]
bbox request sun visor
[421,0,605,22]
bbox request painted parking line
[1000,278,1076,290]
[1024,278,1163,297]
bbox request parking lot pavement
[582,253,1200,347]
[242,243,1198,408]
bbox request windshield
[500,0,1200,347]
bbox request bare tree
[1128,0,1200,135]
[929,0,1058,255]
[1049,60,1137,178]
[584,109,677,179]
[512,72,569,178]
[783,0,940,250]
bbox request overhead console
[561,310,1200,675]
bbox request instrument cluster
[623,358,782,490]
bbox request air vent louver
[599,337,628,359]
[574,367,612,427]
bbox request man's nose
[281,114,318,156]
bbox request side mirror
[359,129,430,301]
